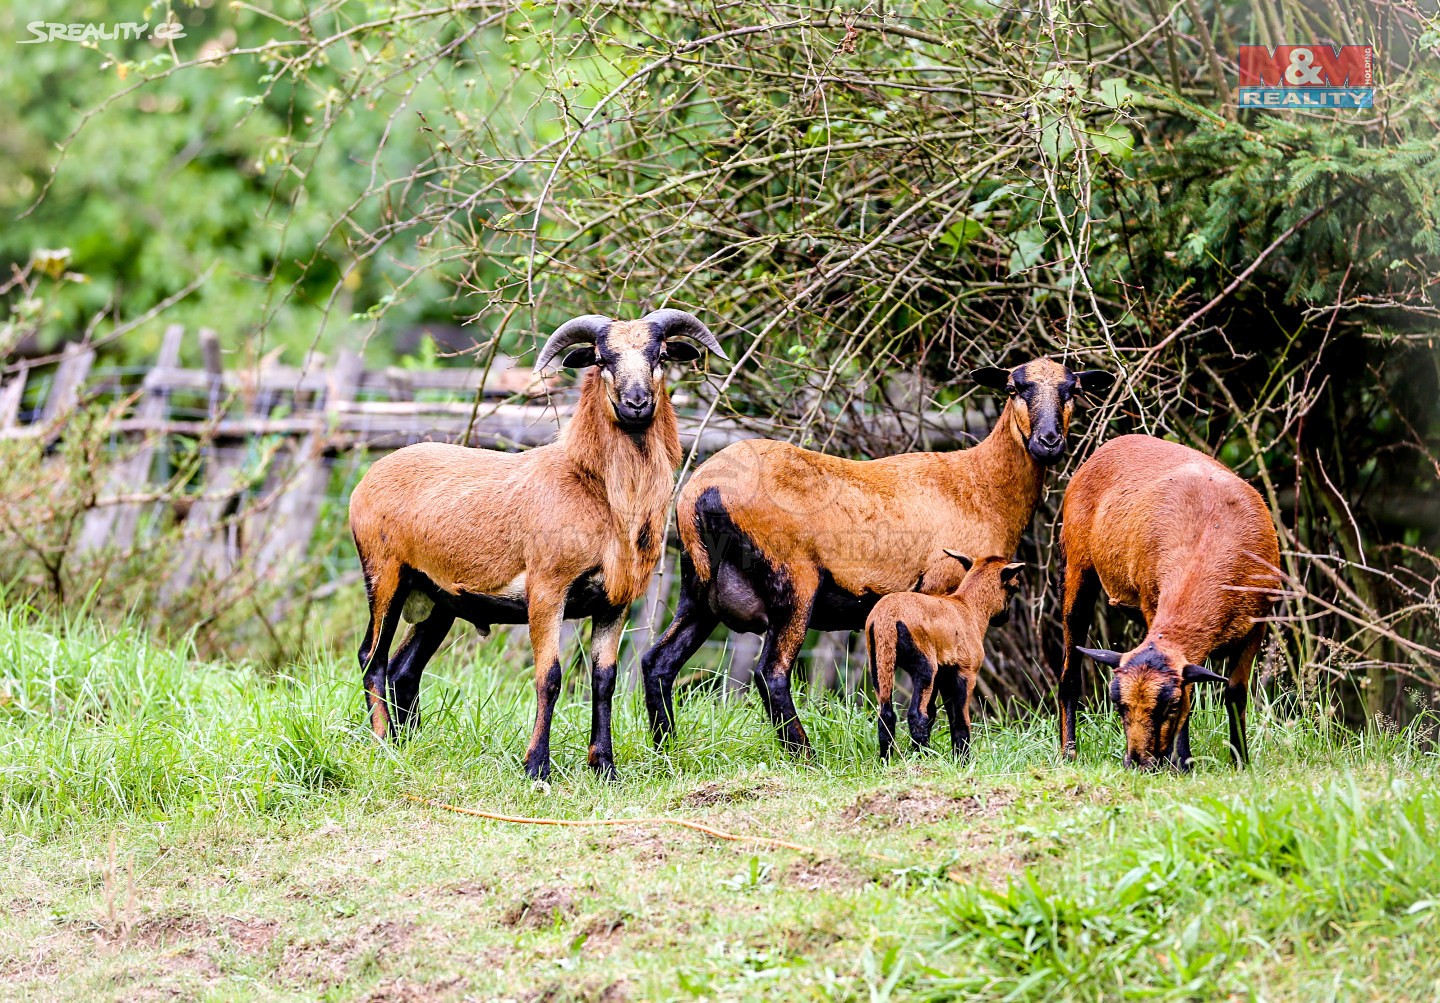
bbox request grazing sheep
[348,311,725,779]
[1058,434,1282,770]
[641,358,1115,754]
[867,553,1025,761]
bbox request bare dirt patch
[439,880,491,898]
[681,774,783,807]
[842,785,1017,827]
[285,875,351,902]
[503,886,577,929]
[280,919,414,989]
[598,828,672,864]
[532,977,632,1002]
[126,912,209,949]
[579,911,632,957]
[361,976,470,1002]
[123,912,279,954]
[783,858,867,891]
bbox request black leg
[358,574,405,740]
[870,624,898,762]
[587,609,625,779]
[1224,625,1263,768]
[1224,685,1249,767]
[522,596,567,781]
[753,589,814,755]
[640,572,718,748]
[905,655,937,750]
[1058,566,1101,760]
[937,669,972,759]
[386,607,456,733]
[1171,714,1193,772]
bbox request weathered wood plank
[0,365,28,430]
[40,342,95,423]
[255,350,364,571]
[79,326,185,553]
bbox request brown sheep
[641,358,1115,754]
[866,553,1025,761]
[1058,434,1282,770]
[348,311,725,780]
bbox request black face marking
[1009,362,1078,466]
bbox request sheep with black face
[348,310,725,780]
[641,357,1115,756]
[1058,434,1282,770]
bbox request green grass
[1,607,1437,1002]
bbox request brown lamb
[348,311,725,780]
[1058,433,1282,770]
[866,553,1025,762]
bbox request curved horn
[641,309,728,360]
[535,315,613,372]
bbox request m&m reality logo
[1238,44,1374,108]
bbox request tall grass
[2,603,1431,841]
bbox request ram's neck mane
[562,370,682,605]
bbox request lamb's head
[1076,641,1228,770]
[969,359,1116,465]
[536,310,727,432]
[944,552,1025,626]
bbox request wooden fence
[0,326,987,687]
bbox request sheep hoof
[523,755,551,782]
[1060,744,1078,762]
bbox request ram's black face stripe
[594,323,665,431]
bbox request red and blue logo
[1238,45,1373,108]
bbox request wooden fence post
[726,632,762,698]
[163,332,239,599]
[79,325,184,553]
[40,341,95,424]
[0,365,28,431]
[256,349,364,571]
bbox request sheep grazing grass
[1059,434,1283,771]
[3,607,1437,1001]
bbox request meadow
[1,606,1437,1002]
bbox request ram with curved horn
[349,310,724,779]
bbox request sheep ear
[941,549,973,571]
[662,340,702,363]
[1000,562,1025,586]
[1076,645,1123,667]
[561,346,598,369]
[1074,370,1116,395]
[970,366,1011,391]
[1182,663,1229,685]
